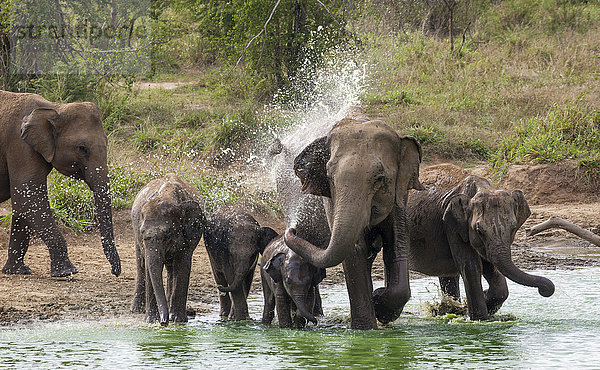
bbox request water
[1,267,599,368]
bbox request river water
[1,267,598,368]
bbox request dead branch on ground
[527,216,600,247]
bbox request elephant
[0,90,121,277]
[130,173,205,325]
[284,118,423,329]
[203,205,278,321]
[268,139,330,251]
[261,235,325,328]
[407,174,555,320]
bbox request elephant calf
[407,174,555,320]
[130,174,206,326]
[261,236,325,328]
[204,206,278,321]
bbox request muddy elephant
[284,118,423,329]
[261,235,325,328]
[204,205,278,321]
[0,90,120,277]
[130,174,205,325]
[407,175,555,320]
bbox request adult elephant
[284,118,423,329]
[407,174,555,320]
[0,90,121,277]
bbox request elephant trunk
[293,293,317,324]
[218,270,246,293]
[285,198,368,269]
[87,167,121,277]
[488,246,554,297]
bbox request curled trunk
[489,247,554,297]
[285,200,368,269]
[217,270,245,293]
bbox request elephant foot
[170,312,189,323]
[50,259,78,277]
[2,260,33,275]
[372,287,404,325]
[484,289,506,315]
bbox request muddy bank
[1,163,599,326]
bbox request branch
[234,0,282,70]
[527,216,600,247]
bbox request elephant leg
[274,284,293,328]
[2,212,33,275]
[313,286,323,317]
[131,240,146,313]
[439,276,460,300]
[261,272,276,325]
[230,285,250,321]
[343,237,378,330]
[22,183,77,277]
[482,260,508,315]
[168,249,193,323]
[448,235,487,320]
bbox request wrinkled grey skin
[261,235,325,328]
[204,206,278,321]
[407,175,555,320]
[0,90,120,277]
[268,139,331,250]
[284,119,423,329]
[130,174,205,326]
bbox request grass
[490,103,600,176]
[9,0,600,232]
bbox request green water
[1,267,599,368]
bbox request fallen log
[526,216,600,247]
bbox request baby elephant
[204,206,278,321]
[261,236,325,328]
[407,175,555,320]
[130,174,205,326]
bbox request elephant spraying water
[284,118,423,329]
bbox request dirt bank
[0,163,598,326]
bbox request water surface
[1,268,598,368]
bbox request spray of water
[260,44,369,228]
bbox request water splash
[256,44,369,227]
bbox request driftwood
[527,217,600,247]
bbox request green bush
[490,103,600,175]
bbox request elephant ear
[512,190,531,228]
[21,107,59,163]
[443,194,470,243]
[395,136,424,206]
[181,201,206,242]
[264,252,285,283]
[257,227,279,254]
[312,268,326,287]
[293,136,331,197]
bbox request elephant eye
[374,175,386,184]
[78,145,89,156]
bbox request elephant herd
[0,91,555,330]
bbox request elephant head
[20,103,121,276]
[284,119,423,269]
[216,225,278,294]
[442,181,554,297]
[263,247,326,325]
